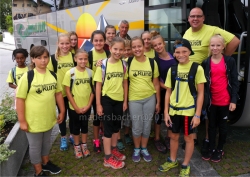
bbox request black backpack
[51,53,76,73]
[88,50,110,70]
[170,62,208,117]
[27,70,57,93]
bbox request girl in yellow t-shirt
[128,36,160,163]
[141,31,156,58]
[94,37,128,169]
[63,49,94,159]
[68,31,78,54]
[89,30,110,153]
[47,33,76,151]
[16,46,65,176]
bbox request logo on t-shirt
[106,72,123,80]
[74,78,90,85]
[16,73,24,80]
[33,83,57,94]
[58,63,74,69]
[189,40,201,46]
[131,70,152,77]
[178,72,189,79]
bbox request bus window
[58,0,107,10]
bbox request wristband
[194,114,200,118]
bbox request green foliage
[0,34,2,42]
[6,15,13,34]
[0,0,12,30]
[0,137,16,163]
[0,93,17,131]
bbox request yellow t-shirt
[6,66,29,86]
[89,49,108,73]
[183,24,235,64]
[144,48,155,58]
[165,61,206,116]
[128,57,159,101]
[47,52,75,97]
[16,69,62,133]
[62,67,94,110]
[93,59,127,101]
[71,49,75,54]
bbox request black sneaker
[34,171,47,176]
[42,161,61,174]
[210,150,224,163]
[202,149,215,161]
[201,139,209,156]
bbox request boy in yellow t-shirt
[158,39,206,177]
[62,49,94,159]
[16,46,65,176]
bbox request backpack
[127,57,155,81]
[51,53,76,73]
[170,62,208,117]
[11,67,17,85]
[27,70,57,93]
[88,50,110,69]
[69,67,95,94]
[101,58,127,87]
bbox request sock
[181,165,188,169]
[141,147,147,150]
[82,143,87,147]
[111,146,116,150]
[125,134,130,137]
[205,139,209,142]
[74,144,80,146]
[105,154,112,160]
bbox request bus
[12,0,249,126]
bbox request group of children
[7,23,238,176]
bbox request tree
[6,15,13,34]
[0,0,12,30]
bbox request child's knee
[170,133,179,141]
[184,134,194,143]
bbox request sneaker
[179,165,191,177]
[149,131,155,139]
[34,171,46,176]
[81,144,90,157]
[132,148,141,162]
[60,137,68,151]
[112,148,126,161]
[141,148,152,162]
[210,150,224,163]
[117,140,125,151]
[124,135,133,145]
[93,139,101,153]
[154,139,167,154]
[74,145,83,159]
[201,139,210,156]
[42,161,61,174]
[158,157,178,172]
[164,137,170,150]
[202,149,215,161]
[103,156,125,169]
[69,135,74,145]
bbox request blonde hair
[55,33,70,60]
[68,31,78,52]
[208,34,226,56]
[74,49,88,59]
[124,40,131,47]
[150,30,160,37]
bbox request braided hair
[12,48,29,61]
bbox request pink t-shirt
[210,57,230,106]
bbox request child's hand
[164,113,172,127]
[57,113,64,124]
[96,59,103,67]
[81,106,91,114]
[229,103,236,111]
[75,107,82,114]
[20,121,29,132]
[123,102,127,112]
[155,103,160,114]
[191,116,200,128]
[97,104,104,116]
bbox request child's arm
[96,82,104,116]
[8,83,17,89]
[164,87,172,127]
[153,77,160,114]
[191,83,204,128]
[55,92,65,124]
[123,79,128,111]
[16,98,28,132]
[65,86,81,114]
[82,93,94,114]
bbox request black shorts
[169,115,197,135]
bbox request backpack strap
[69,68,76,93]
[11,67,17,85]
[171,64,178,91]
[188,62,199,104]
[27,70,34,93]
[121,59,127,75]
[127,57,134,76]
[101,58,108,86]
[85,67,95,94]
[88,51,93,69]
[104,50,110,58]
[71,53,77,67]
[149,58,155,81]
[49,70,57,81]
[51,54,57,73]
